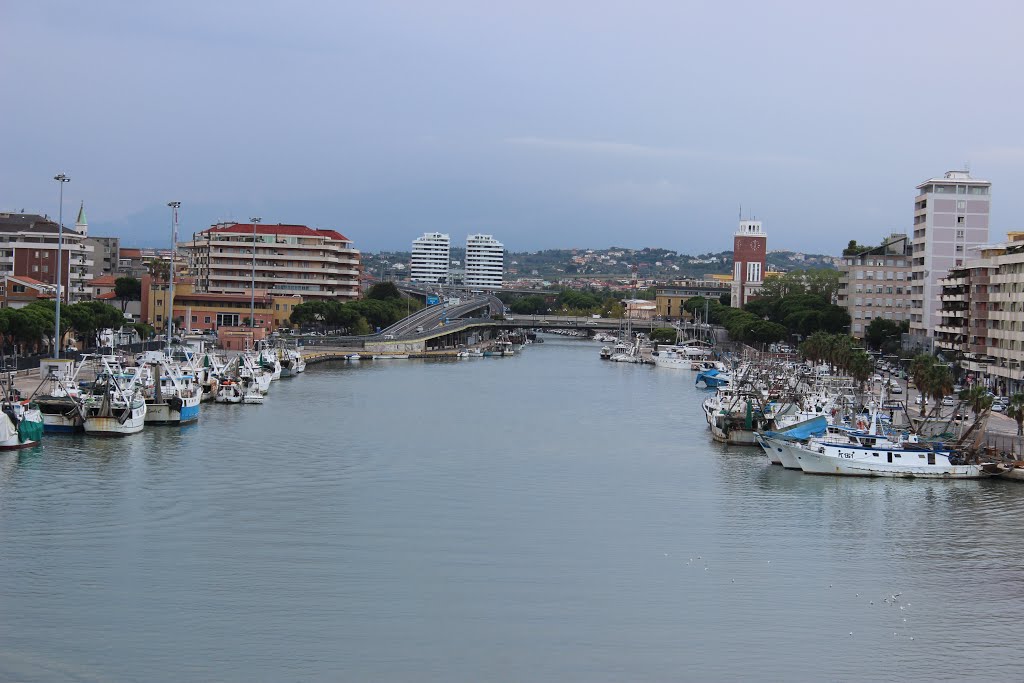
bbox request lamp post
[167,202,181,350]
[53,173,70,358]
[250,217,261,333]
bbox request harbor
[2,335,1024,682]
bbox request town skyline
[5,2,1023,255]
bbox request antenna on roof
[739,204,742,222]
[964,160,971,174]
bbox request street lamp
[167,202,181,349]
[53,173,70,358]
[250,217,261,331]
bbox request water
[1,336,1023,681]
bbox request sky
[3,1,1023,254]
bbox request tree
[908,354,935,416]
[366,281,403,301]
[925,363,954,418]
[147,257,170,280]
[1008,393,1024,437]
[959,384,993,418]
[114,277,142,313]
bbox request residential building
[410,232,450,284]
[935,233,1024,394]
[731,220,767,307]
[655,281,732,318]
[838,233,913,337]
[908,170,991,348]
[623,299,657,320]
[84,236,120,278]
[464,233,504,290]
[178,222,361,301]
[0,275,55,308]
[0,212,95,301]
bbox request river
[1,335,1022,682]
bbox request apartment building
[0,212,95,302]
[655,281,732,319]
[838,233,913,337]
[410,232,450,284]
[465,234,504,290]
[908,171,991,348]
[179,222,361,301]
[934,233,1024,394]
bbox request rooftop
[200,223,351,243]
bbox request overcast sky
[3,1,1023,254]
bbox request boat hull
[144,396,201,425]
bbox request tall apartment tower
[465,234,504,290]
[908,171,991,347]
[731,220,767,308]
[410,232,450,284]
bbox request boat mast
[250,216,261,349]
[167,201,180,353]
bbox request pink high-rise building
[908,171,991,348]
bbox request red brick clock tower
[731,220,767,307]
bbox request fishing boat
[215,379,244,404]
[0,401,44,449]
[33,368,86,433]
[138,352,202,425]
[695,368,731,388]
[346,353,362,362]
[80,356,147,436]
[756,416,829,468]
[599,346,612,360]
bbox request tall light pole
[250,217,261,332]
[53,173,70,358]
[167,202,181,350]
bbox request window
[31,265,38,272]
[41,265,48,273]
[956,229,964,239]
[957,216,965,225]
[956,245,963,253]
[957,200,966,210]
[204,316,211,324]
[156,315,163,322]
[191,315,197,323]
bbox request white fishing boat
[138,352,202,425]
[80,356,147,436]
[346,353,362,362]
[215,379,244,404]
[241,381,265,404]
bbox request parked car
[992,403,1006,413]
[942,396,956,406]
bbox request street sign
[426,296,440,306]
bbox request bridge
[290,295,671,356]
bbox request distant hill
[362,246,839,282]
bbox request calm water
[1,336,1024,682]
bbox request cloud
[969,146,1024,164]
[581,179,694,207]
[504,136,814,166]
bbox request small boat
[468,349,484,358]
[0,400,44,449]
[215,379,244,404]
[346,354,362,362]
[599,346,612,360]
[456,350,470,358]
[695,368,731,388]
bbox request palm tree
[925,363,954,419]
[908,353,934,416]
[846,351,873,394]
[1008,392,1024,437]
[960,384,994,418]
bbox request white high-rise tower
[464,234,504,290]
[410,232,450,284]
